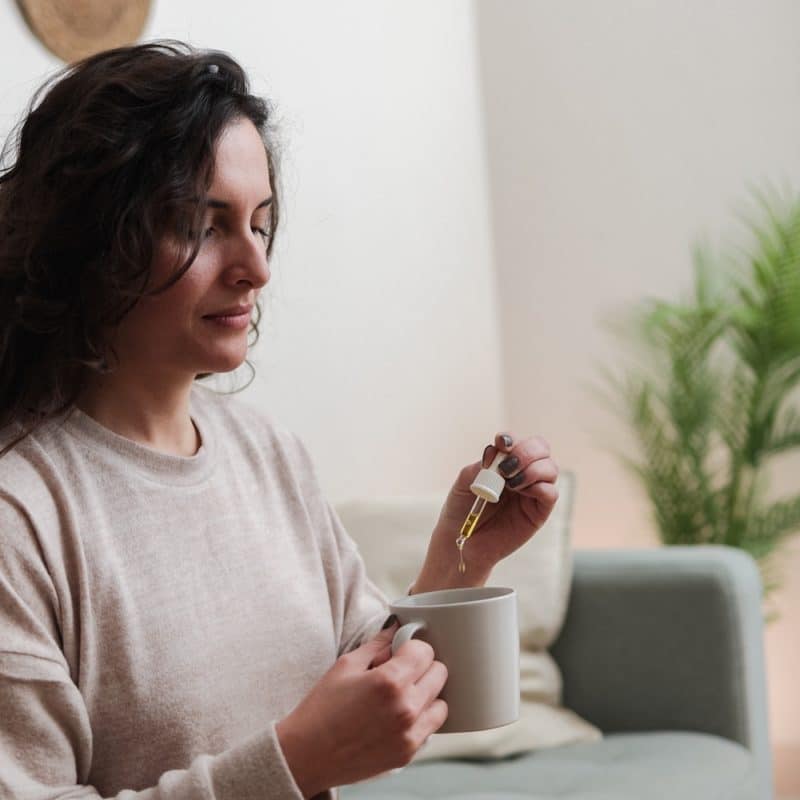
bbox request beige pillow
[335,472,601,761]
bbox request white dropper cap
[469,450,508,503]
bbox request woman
[0,42,559,799]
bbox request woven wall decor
[17,0,152,63]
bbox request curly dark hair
[0,40,280,455]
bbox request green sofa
[340,546,772,800]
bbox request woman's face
[109,117,273,383]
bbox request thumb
[348,618,399,669]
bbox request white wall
[0,10,57,128]
[475,0,800,788]
[0,0,505,501]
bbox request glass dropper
[455,450,508,573]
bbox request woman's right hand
[275,623,448,798]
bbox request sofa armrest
[550,546,771,797]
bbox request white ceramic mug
[389,586,519,733]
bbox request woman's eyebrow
[205,196,273,210]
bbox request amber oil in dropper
[456,496,488,573]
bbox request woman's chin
[202,348,250,375]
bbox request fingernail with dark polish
[501,434,513,448]
[499,456,519,475]
[507,472,526,488]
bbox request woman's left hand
[411,432,559,593]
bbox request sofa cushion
[338,731,760,800]
[335,473,600,762]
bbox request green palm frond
[714,366,753,452]
[740,492,800,558]
[766,406,800,455]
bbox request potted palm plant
[606,188,800,604]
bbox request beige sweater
[0,384,390,799]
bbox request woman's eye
[203,227,216,239]
[253,226,271,240]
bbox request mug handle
[391,621,427,655]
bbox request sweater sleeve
[0,498,306,800]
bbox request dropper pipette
[456,450,508,573]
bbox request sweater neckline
[60,390,217,486]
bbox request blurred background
[1,0,798,794]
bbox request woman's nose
[224,231,271,289]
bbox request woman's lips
[202,310,252,330]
